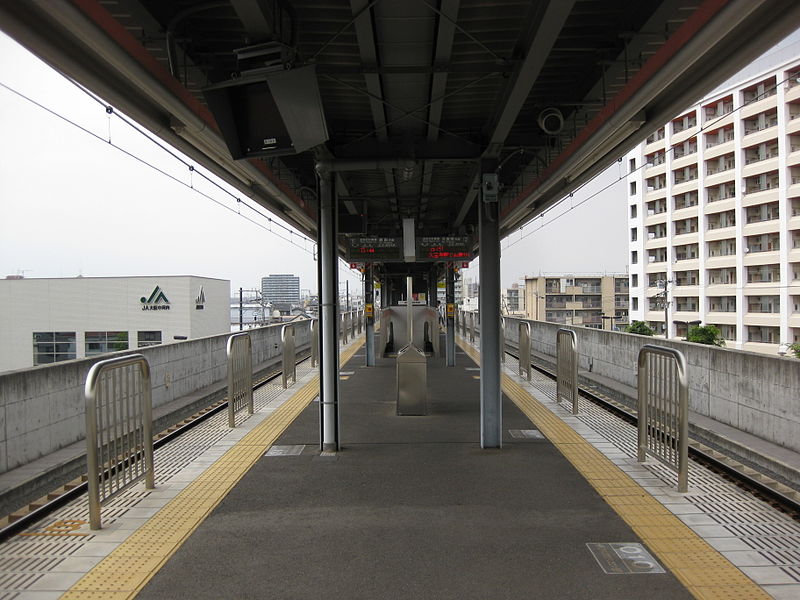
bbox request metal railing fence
[637,344,689,492]
[556,328,579,415]
[282,324,297,388]
[340,312,349,344]
[500,317,506,364]
[227,333,253,427]
[310,318,319,367]
[518,321,531,381]
[84,354,154,529]
[469,312,475,342]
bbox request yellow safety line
[457,338,770,600]
[63,338,364,600]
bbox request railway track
[0,353,311,543]
[503,346,800,519]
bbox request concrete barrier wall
[0,321,311,474]
[500,316,800,454]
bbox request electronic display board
[345,236,403,261]
[416,236,472,261]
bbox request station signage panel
[345,235,473,262]
[416,236,472,261]
[345,236,402,261]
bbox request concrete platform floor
[137,347,693,600]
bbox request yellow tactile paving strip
[63,339,364,600]
[458,338,770,600]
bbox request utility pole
[239,287,243,331]
[656,279,673,338]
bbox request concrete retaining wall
[502,316,800,453]
[0,321,311,474]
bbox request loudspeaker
[203,65,328,159]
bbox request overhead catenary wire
[0,78,315,256]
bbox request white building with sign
[0,275,229,373]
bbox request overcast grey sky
[0,31,628,294]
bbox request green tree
[686,324,725,347]
[625,320,655,336]
[789,343,800,359]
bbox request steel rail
[501,346,800,519]
[0,353,311,543]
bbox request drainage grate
[586,543,665,574]
[508,429,544,439]
[265,445,305,457]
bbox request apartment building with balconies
[626,41,800,354]
[523,274,629,330]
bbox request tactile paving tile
[458,336,785,599]
[0,341,364,597]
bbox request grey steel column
[479,171,502,449]
[318,169,339,451]
[365,264,375,366]
[446,264,455,366]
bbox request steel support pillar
[479,168,502,449]
[318,170,339,451]
[365,264,375,366]
[428,271,437,307]
[446,264,455,367]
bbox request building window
[137,331,162,348]
[629,158,636,172]
[630,205,637,219]
[747,326,779,344]
[631,250,638,264]
[632,297,638,311]
[630,181,637,195]
[33,332,76,365]
[85,331,129,356]
[631,274,639,288]
[631,228,638,242]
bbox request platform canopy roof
[3,0,800,262]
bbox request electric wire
[0,78,315,256]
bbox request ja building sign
[141,286,171,311]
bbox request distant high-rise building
[261,274,300,303]
[503,282,525,315]
[524,274,629,330]
[626,38,800,354]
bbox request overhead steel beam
[230,0,274,38]
[349,0,399,225]
[315,63,514,75]
[454,0,575,227]
[420,0,460,224]
[483,0,576,158]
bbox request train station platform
[0,334,798,599]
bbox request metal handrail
[556,328,578,415]
[518,321,531,381]
[282,324,297,388]
[500,317,506,364]
[310,318,319,367]
[227,332,253,427]
[84,354,154,529]
[637,344,689,492]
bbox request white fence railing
[227,333,253,427]
[84,354,154,529]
